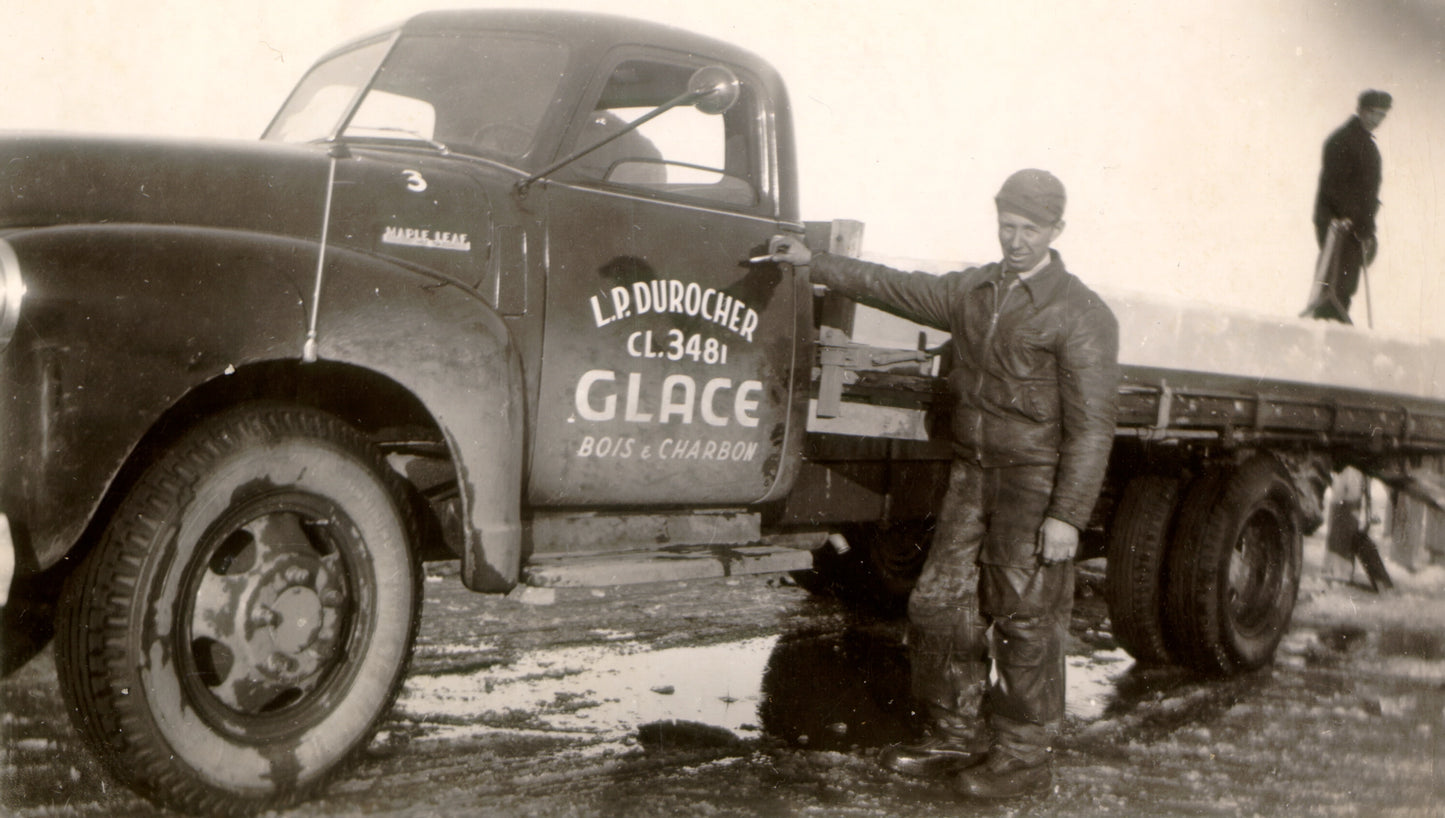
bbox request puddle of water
[396,628,1138,755]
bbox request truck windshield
[264,38,391,144]
[265,32,570,164]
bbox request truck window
[577,59,760,208]
[266,32,570,163]
[265,38,391,143]
[348,91,437,142]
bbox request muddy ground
[3,538,1443,817]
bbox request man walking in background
[768,170,1119,799]
[1305,89,1391,324]
[1305,90,1393,586]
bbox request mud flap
[463,523,524,593]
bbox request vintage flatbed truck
[2,9,1444,816]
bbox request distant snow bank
[856,254,1445,403]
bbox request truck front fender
[309,251,525,593]
[2,225,315,572]
[2,224,524,592]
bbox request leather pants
[906,459,1074,765]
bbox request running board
[522,543,816,588]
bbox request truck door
[531,52,798,506]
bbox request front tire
[55,404,421,816]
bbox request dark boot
[878,734,985,779]
[954,752,1051,799]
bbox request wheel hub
[268,586,325,655]
[1227,513,1282,633]
[246,567,338,687]
[188,504,351,715]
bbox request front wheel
[55,404,421,816]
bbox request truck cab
[264,11,810,513]
[271,11,816,582]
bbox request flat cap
[995,169,1066,226]
[1358,89,1392,110]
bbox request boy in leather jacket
[769,169,1119,799]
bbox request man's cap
[1358,89,1392,111]
[995,169,1066,226]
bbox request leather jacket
[810,250,1120,529]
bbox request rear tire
[858,520,933,602]
[55,404,421,816]
[807,521,932,614]
[1103,475,1182,666]
[1164,456,1302,675]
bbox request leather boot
[954,752,1051,799]
[878,734,985,779]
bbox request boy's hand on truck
[765,234,812,266]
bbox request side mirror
[688,66,740,115]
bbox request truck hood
[1,133,332,240]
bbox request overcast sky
[4,0,1442,338]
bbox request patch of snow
[395,636,779,753]
[414,642,498,656]
[1066,648,1134,721]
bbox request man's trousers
[905,459,1075,766]
[1310,218,1370,322]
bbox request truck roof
[322,9,781,86]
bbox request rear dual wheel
[805,521,932,615]
[1165,456,1302,675]
[55,404,421,816]
[1103,474,1182,666]
[856,520,933,601]
[1105,456,1303,675]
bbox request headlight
[0,239,24,349]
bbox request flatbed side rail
[813,345,1445,456]
[1116,364,1445,453]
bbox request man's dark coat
[1314,115,1382,242]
